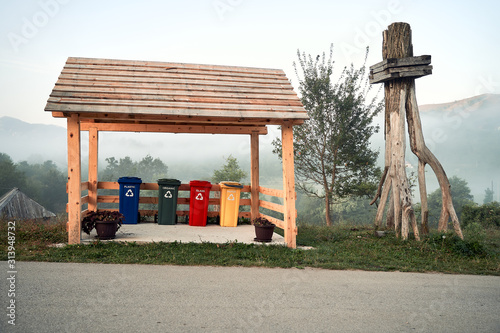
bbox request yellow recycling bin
[219,181,244,227]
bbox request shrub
[424,231,488,257]
[463,222,486,243]
[462,202,500,228]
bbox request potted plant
[253,217,275,242]
[82,210,124,240]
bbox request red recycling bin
[189,180,212,226]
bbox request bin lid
[219,181,244,189]
[158,179,181,186]
[189,180,212,188]
[118,176,142,184]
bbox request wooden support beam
[369,66,432,84]
[80,122,268,135]
[67,114,81,244]
[369,55,432,84]
[77,112,274,125]
[259,213,285,230]
[259,186,284,198]
[55,111,305,127]
[52,111,65,118]
[370,55,431,73]
[250,132,260,222]
[259,200,284,213]
[281,121,297,248]
[88,127,98,212]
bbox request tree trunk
[370,22,463,240]
[405,85,463,238]
[325,151,337,227]
[386,193,395,230]
[382,23,418,240]
[325,194,332,226]
[372,110,392,230]
[418,159,429,234]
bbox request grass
[1,218,499,275]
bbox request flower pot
[94,220,119,240]
[254,224,275,242]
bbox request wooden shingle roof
[46,57,308,130]
[0,188,56,220]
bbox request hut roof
[0,188,56,220]
[45,57,308,130]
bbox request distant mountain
[1,94,499,201]
[0,116,67,168]
[420,93,499,115]
[415,94,499,201]
[371,93,500,202]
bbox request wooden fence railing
[258,186,286,230]
[74,182,292,231]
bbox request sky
[0,0,499,126]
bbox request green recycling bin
[157,179,181,225]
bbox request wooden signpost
[369,22,463,240]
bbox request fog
[369,94,500,203]
[1,94,499,203]
[84,126,284,187]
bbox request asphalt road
[1,262,499,333]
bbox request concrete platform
[81,223,286,246]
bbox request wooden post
[369,22,463,239]
[250,132,260,222]
[383,23,419,240]
[67,114,81,244]
[88,127,98,212]
[281,121,297,248]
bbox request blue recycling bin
[118,177,142,224]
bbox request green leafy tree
[101,156,137,181]
[99,155,168,212]
[427,176,474,228]
[101,155,168,182]
[211,155,247,184]
[0,154,67,214]
[0,153,26,197]
[273,45,382,226]
[137,155,169,182]
[483,186,494,204]
[462,202,500,228]
[16,160,67,214]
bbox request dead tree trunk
[405,86,463,238]
[369,22,463,240]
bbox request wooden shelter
[45,57,308,248]
[0,188,56,220]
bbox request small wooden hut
[45,57,308,248]
[0,188,56,220]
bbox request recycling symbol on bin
[227,194,235,201]
[195,193,204,200]
[125,189,134,197]
[164,191,172,199]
